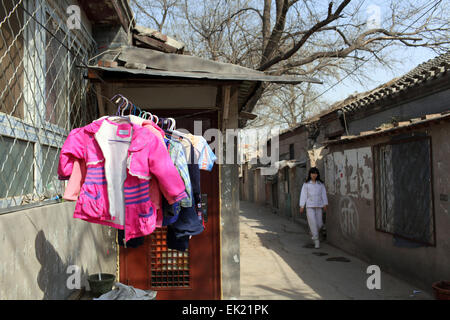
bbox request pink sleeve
[58,128,86,180]
[147,135,188,205]
[62,159,86,201]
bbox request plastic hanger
[111,94,126,116]
[168,117,176,131]
[121,98,131,116]
[107,94,131,123]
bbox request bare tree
[249,81,323,130]
[131,0,179,33]
[130,0,450,128]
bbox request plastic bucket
[432,281,450,300]
[88,273,115,298]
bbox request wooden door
[119,111,221,299]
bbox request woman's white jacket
[299,181,328,208]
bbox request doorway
[119,110,221,299]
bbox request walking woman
[299,167,328,249]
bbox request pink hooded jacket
[127,116,169,228]
[58,118,187,241]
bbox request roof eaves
[332,52,450,116]
[325,111,450,145]
[88,65,321,84]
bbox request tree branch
[258,0,351,71]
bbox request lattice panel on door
[149,227,191,288]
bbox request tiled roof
[326,110,450,145]
[341,52,450,114]
[276,52,450,138]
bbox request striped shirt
[166,137,192,208]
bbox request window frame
[0,0,95,212]
[372,135,436,246]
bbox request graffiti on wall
[324,147,373,200]
[339,196,359,238]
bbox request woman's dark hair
[306,167,324,183]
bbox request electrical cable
[302,0,443,112]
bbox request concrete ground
[239,201,434,300]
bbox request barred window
[0,1,25,120]
[41,144,64,197]
[0,0,96,212]
[45,12,68,128]
[373,136,435,246]
[0,137,34,199]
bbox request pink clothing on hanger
[58,117,187,241]
[62,159,86,201]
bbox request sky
[319,0,442,106]
[130,0,446,115]
[321,46,438,104]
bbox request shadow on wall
[35,230,89,300]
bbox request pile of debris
[131,25,185,54]
[96,25,185,69]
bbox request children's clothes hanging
[58,117,188,242]
[62,158,86,201]
[166,227,190,251]
[165,138,193,208]
[166,141,205,251]
[128,115,165,144]
[128,115,169,229]
[184,133,217,171]
[118,229,145,248]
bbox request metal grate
[149,227,191,288]
[374,136,435,246]
[0,0,97,212]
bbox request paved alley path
[239,201,433,300]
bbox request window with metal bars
[289,143,294,160]
[373,136,436,246]
[0,0,97,212]
[149,227,191,288]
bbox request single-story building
[0,0,321,299]
[241,51,450,293]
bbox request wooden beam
[86,76,240,86]
[238,111,257,120]
[222,85,231,130]
[223,86,231,121]
[87,69,102,80]
[133,34,178,54]
[112,0,132,34]
[95,83,106,116]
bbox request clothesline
[110,94,219,124]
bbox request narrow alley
[239,201,433,300]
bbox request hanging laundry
[184,133,217,171]
[62,158,86,201]
[128,115,174,229]
[165,127,215,240]
[165,137,193,208]
[166,139,205,251]
[161,137,192,226]
[58,117,188,242]
[118,229,145,248]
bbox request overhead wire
[301,0,443,113]
[21,1,439,126]
[20,2,217,123]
